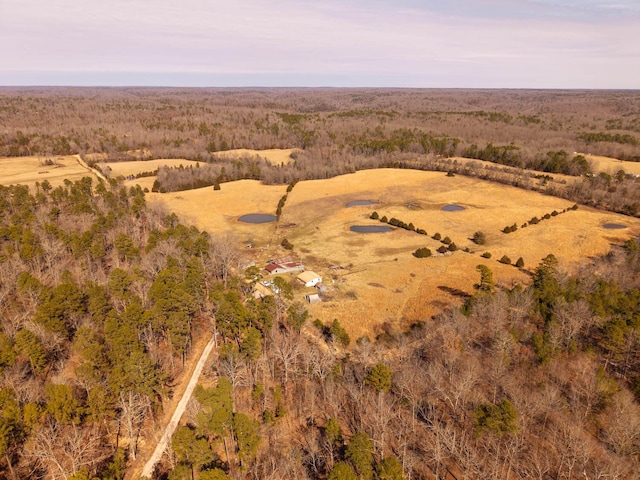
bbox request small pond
[350,225,393,233]
[238,214,277,224]
[346,200,379,207]
[602,223,627,230]
[442,204,465,212]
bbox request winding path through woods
[138,334,217,479]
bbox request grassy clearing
[0,155,89,187]
[103,159,203,177]
[150,168,640,339]
[212,148,300,166]
[579,153,640,176]
[148,179,287,245]
[273,169,639,337]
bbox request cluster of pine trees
[0,177,234,478]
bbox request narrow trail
[74,154,107,181]
[137,334,217,479]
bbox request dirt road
[75,154,107,181]
[139,334,217,479]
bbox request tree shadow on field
[438,285,471,299]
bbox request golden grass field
[579,153,640,176]
[3,150,640,341]
[0,155,91,187]
[148,179,287,245]
[212,148,300,166]
[103,159,203,178]
[150,167,640,340]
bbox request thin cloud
[0,0,638,87]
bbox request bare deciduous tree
[25,421,109,480]
[117,390,152,460]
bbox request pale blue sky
[1,0,638,88]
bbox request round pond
[442,204,465,212]
[350,225,393,233]
[238,214,277,224]
[346,200,379,207]
[602,223,627,230]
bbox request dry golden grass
[147,179,287,245]
[578,153,640,176]
[277,169,640,337]
[0,155,90,187]
[150,168,640,340]
[212,148,300,165]
[104,159,203,177]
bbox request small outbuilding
[304,293,322,304]
[297,270,322,288]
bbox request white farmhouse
[297,270,322,288]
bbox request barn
[264,261,304,275]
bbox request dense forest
[1,88,640,164]
[0,176,639,479]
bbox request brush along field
[0,155,90,187]
[151,168,640,341]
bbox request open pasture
[0,155,90,188]
[212,148,300,166]
[580,153,640,177]
[150,168,640,338]
[103,158,203,178]
[148,179,288,244]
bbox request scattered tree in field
[330,319,350,347]
[281,238,294,250]
[472,231,487,245]
[413,247,432,258]
[515,257,525,268]
[499,255,512,265]
[370,211,379,220]
[475,265,495,293]
[481,251,492,259]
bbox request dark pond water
[602,223,627,230]
[350,225,393,233]
[346,200,379,207]
[442,204,465,212]
[238,214,277,224]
